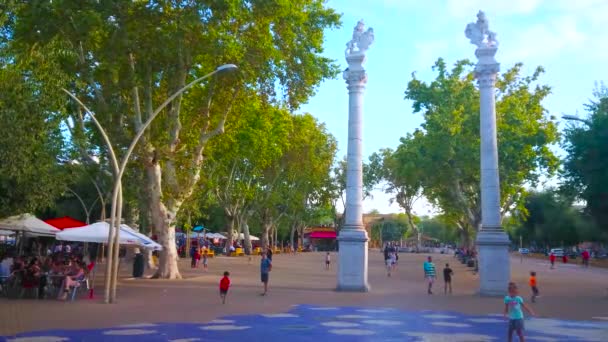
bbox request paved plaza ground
[1,251,607,341]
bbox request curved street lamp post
[64,64,237,303]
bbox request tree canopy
[562,83,608,235]
[392,58,559,246]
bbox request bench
[231,248,245,257]
[254,247,262,255]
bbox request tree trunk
[242,221,252,255]
[144,249,154,270]
[405,208,421,249]
[223,214,235,255]
[155,219,181,279]
[289,222,297,249]
[274,225,278,248]
[261,222,271,250]
[146,163,181,279]
[297,224,304,249]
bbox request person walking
[423,256,436,294]
[325,252,331,270]
[219,271,230,304]
[529,271,539,303]
[581,249,590,268]
[443,263,454,294]
[386,252,394,277]
[190,246,197,268]
[549,252,556,269]
[260,252,272,296]
[202,251,208,271]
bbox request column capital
[475,64,499,88]
[343,68,368,86]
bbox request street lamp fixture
[216,64,237,72]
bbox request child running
[219,271,230,304]
[529,271,539,303]
[504,282,535,342]
[325,252,331,270]
[202,252,208,272]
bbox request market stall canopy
[0,213,60,237]
[192,225,205,232]
[237,233,259,241]
[206,232,227,239]
[56,222,162,250]
[309,231,337,239]
[0,230,15,236]
[44,216,87,230]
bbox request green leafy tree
[562,83,608,234]
[370,214,409,245]
[372,140,424,246]
[6,1,340,278]
[330,155,382,230]
[418,216,458,243]
[0,60,67,218]
[510,190,602,246]
[402,59,559,246]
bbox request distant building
[303,226,337,251]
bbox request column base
[336,227,370,292]
[476,227,511,296]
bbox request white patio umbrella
[0,230,15,236]
[237,233,259,241]
[0,213,60,237]
[207,232,227,239]
[56,222,161,250]
[121,225,162,251]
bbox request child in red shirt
[219,271,230,304]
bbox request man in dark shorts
[443,263,453,294]
[260,252,272,295]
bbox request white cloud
[500,16,587,63]
[446,0,543,18]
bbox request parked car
[518,248,530,255]
[549,248,564,257]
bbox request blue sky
[298,0,608,216]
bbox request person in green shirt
[423,256,436,294]
[504,282,536,342]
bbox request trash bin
[132,249,144,278]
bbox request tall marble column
[337,20,374,292]
[465,11,511,296]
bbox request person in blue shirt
[260,252,272,296]
[423,256,436,294]
[504,282,536,342]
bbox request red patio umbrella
[44,216,87,230]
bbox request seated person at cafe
[57,260,85,300]
[22,258,42,294]
[0,254,11,279]
[10,256,24,274]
